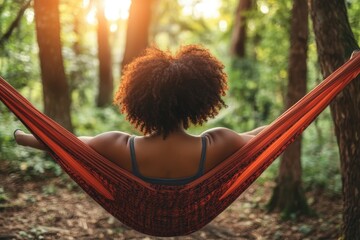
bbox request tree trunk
[121,0,153,69]
[96,0,113,107]
[268,0,310,217]
[230,0,252,58]
[33,0,73,131]
[309,1,360,238]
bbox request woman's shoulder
[86,131,132,165]
[199,127,248,170]
[90,131,131,147]
[201,127,241,143]
[201,127,249,152]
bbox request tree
[121,0,154,69]
[96,0,113,107]
[230,0,253,58]
[309,0,360,238]
[267,0,310,217]
[33,0,73,131]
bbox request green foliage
[0,104,24,160]
[0,104,62,178]
[347,0,360,42]
[0,1,39,87]
[18,227,47,240]
[0,187,9,202]
[225,58,273,130]
[42,184,57,196]
[301,111,342,193]
[72,105,135,136]
[60,0,99,101]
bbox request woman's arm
[241,125,268,136]
[14,130,93,151]
[14,130,47,150]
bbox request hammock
[0,54,359,237]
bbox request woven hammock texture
[0,54,359,236]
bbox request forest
[0,0,359,239]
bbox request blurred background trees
[95,0,113,107]
[33,0,73,131]
[267,0,309,217]
[0,0,359,238]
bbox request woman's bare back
[86,128,250,179]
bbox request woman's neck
[147,126,188,139]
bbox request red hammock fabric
[0,54,359,236]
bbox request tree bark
[309,0,360,238]
[33,0,73,131]
[268,0,310,217]
[230,0,252,58]
[96,0,113,107]
[121,0,153,69]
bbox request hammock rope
[0,53,359,236]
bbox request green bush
[0,104,61,178]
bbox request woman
[14,45,266,185]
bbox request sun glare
[84,0,223,32]
[85,0,222,23]
[178,0,221,19]
[84,0,131,26]
[104,0,131,20]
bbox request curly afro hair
[114,45,228,137]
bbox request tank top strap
[196,136,207,176]
[129,136,141,176]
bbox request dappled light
[178,0,222,19]
[260,4,269,14]
[84,0,131,24]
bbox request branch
[0,0,32,45]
